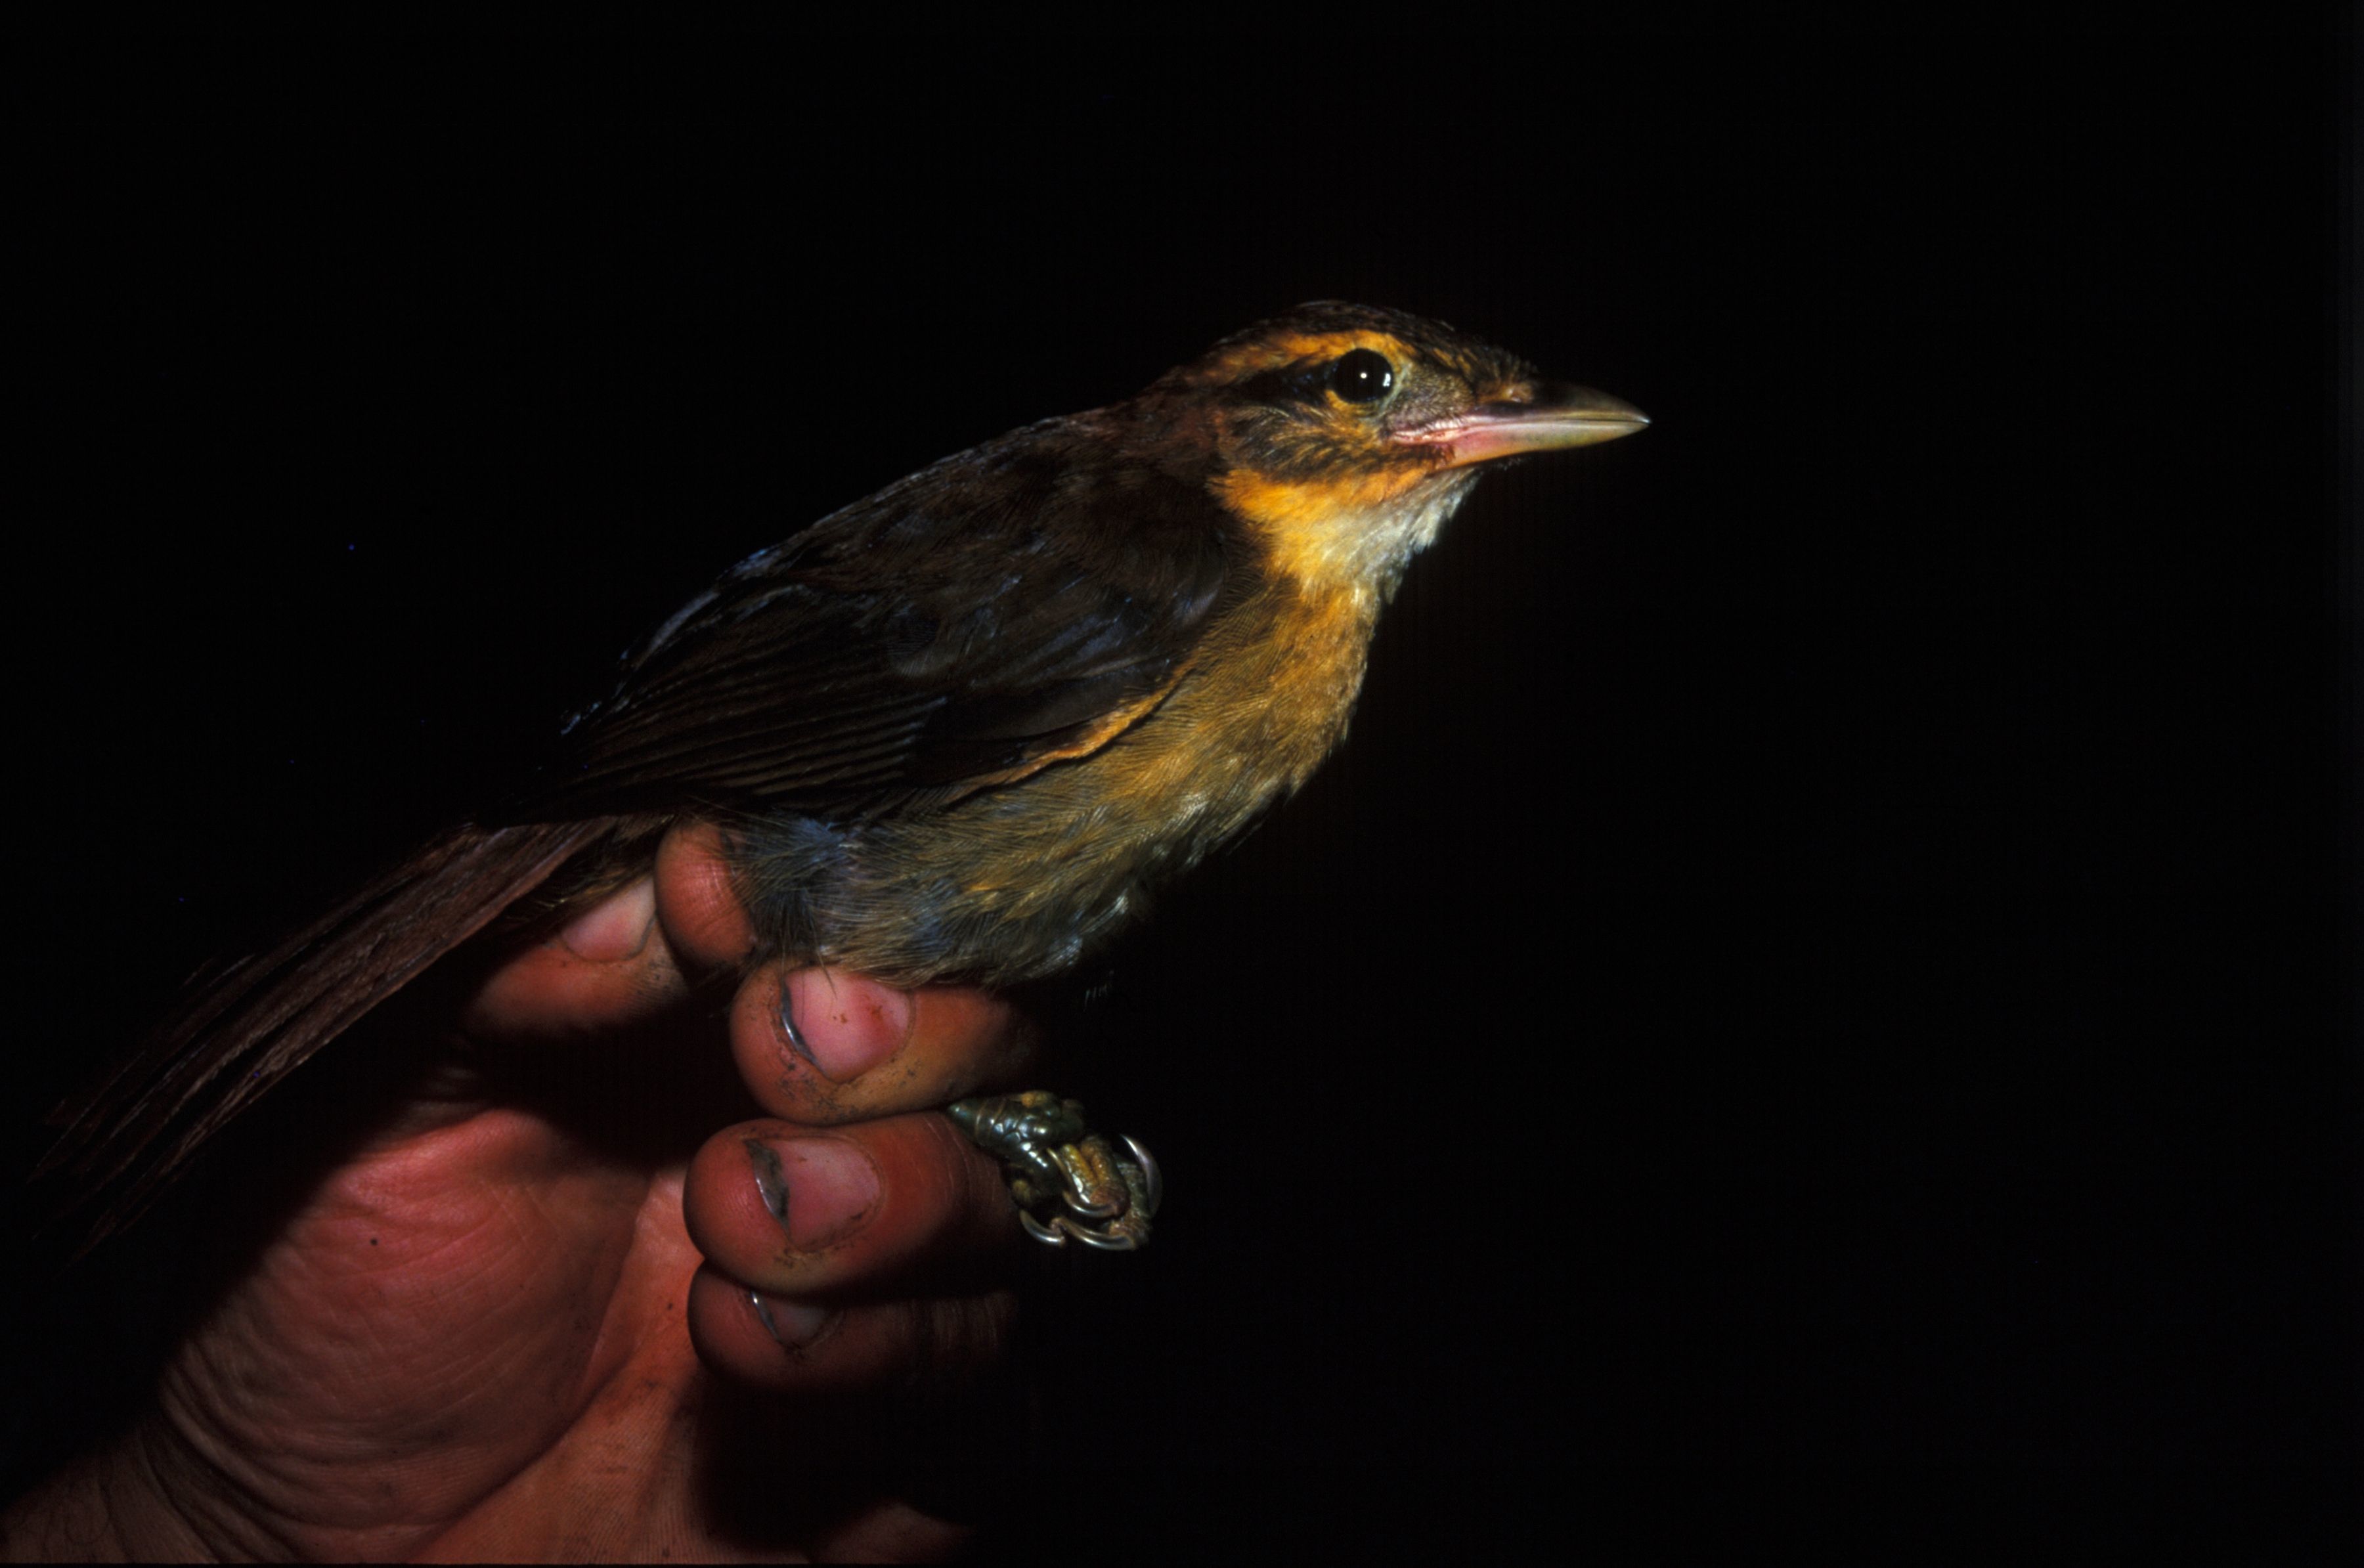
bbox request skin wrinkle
[414,1171,704,1562]
[169,1301,506,1544]
[127,1416,257,1561]
[146,1385,321,1559]
[141,1162,703,1561]
[140,1117,662,1558]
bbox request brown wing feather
[521,418,1236,818]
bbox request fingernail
[778,969,911,1082]
[745,1136,879,1250]
[750,1290,830,1349]
[558,879,654,961]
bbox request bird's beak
[1393,382,1650,469]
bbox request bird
[39,301,1646,1253]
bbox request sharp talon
[1020,1211,1068,1246]
[1123,1135,1163,1214]
[1062,1187,1122,1220]
[1070,1220,1140,1252]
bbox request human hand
[3,823,1035,1561]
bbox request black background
[11,21,2355,1556]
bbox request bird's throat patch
[1216,466,1470,603]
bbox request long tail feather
[36,816,624,1253]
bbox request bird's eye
[1329,348,1395,405]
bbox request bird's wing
[523,427,1237,817]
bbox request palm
[159,1098,716,1559]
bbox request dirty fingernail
[750,1291,830,1349]
[779,969,911,1081]
[559,879,655,961]
[746,1137,879,1250]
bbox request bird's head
[1135,301,1647,602]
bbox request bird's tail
[34,816,628,1255]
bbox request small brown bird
[44,301,1645,1251]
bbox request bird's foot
[945,1091,1159,1251]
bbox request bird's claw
[946,1091,1160,1251]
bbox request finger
[456,876,691,1042]
[688,1265,1018,1397]
[684,1110,1021,1392]
[652,819,756,969]
[449,816,772,1043]
[683,1111,1017,1299]
[729,965,1040,1124]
